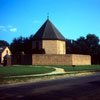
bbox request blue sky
[0,0,100,44]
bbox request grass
[52,65,100,72]
[0,65,100,85]
[1,65,100,78]
[0,71,80,85]
[0,65,55,77]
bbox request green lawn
[53,65,100,72]
[0,65,100,78]
[0,66,55,77]
[0,65,100,84]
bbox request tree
[0,40,9,47]
[10,36,24,54]
[74,37,88,54]
[67,34,100,64]
[10,35,34,54]
[66,39,73,54]
[86,34,99,55]
[86,34,100,64]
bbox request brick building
[12,19,91,65]
[32,19,66,54]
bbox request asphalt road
[0,73,100,100]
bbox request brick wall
[42,40,57,54]
[42,40,66,54]
[12,54,91,65]
[72,54,91,65]
[57,40,66,54]
[32,54,72,65]
[32,40,66,54]
[32,54,91,65]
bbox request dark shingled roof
[33,19,66,41]
[4,54,11,59]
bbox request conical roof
[33,19,66,41]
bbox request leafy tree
[67,34,100,64]
[66,39,73,54]
[0,40,9,47]
[10,36,24,54]
[86,34,99,55]
[10,35,34,54]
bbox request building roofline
[32,19,66,41]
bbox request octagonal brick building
[32,19,66,54]
[12,19,91,65]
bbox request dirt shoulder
[0,71,97,87]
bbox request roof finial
[47,12,49,20]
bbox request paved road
[0,73,100,100]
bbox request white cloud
[9,28,17,32]
[0,25,5,29]
[0,25,6,32]
[0,25,17,32]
